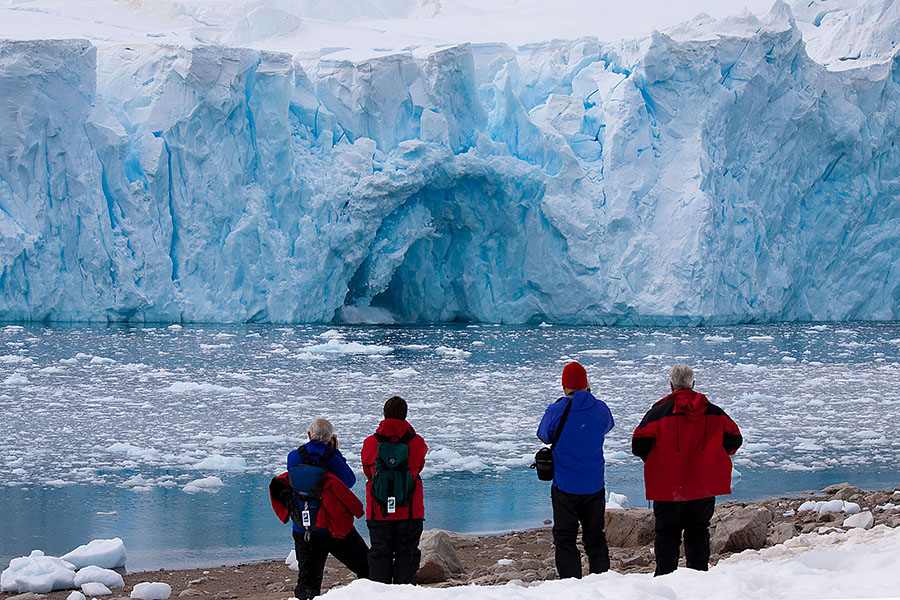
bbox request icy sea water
[1,322,899,571]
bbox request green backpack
[371,430,416,517]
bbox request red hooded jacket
[361,418,427,520]
[632,388,742,502]
[269,472,364,539]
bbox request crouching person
[271,418,369,599]
[362,396,428,584]
[632,364,742,576]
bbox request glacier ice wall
[1,4,899,324]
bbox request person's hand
[331,434,338,450]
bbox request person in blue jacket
[537,361,615,578]
[287,418,368,599]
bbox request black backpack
[370,430,415,517]
[287,445,335,536]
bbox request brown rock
[416,560,451,585]
[711,506,771,553]
[178,589,204,597]
[605,508,655,547]
[768,522,798,546]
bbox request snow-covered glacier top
[0,0,899,324]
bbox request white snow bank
[73,565,125,588]
[68,591,86,600]
[322,525,900,600]
[62,538,127,570]
[0,550,76,594]
[131,582,171,600]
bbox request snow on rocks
[68,592,87,600]
[797,499,861,515]
[131,582,172,600]
[62,538,127,569]
[0,551,76,594]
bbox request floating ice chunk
[61,538,126,570]
[843,511,874,529]
[0,550,76,593]
[183,477,224,494]
[131,582,171,600]
[435,346,471,359]
[0,355,33,363]
[781,356,797,363]
[703,335,734,342]
[748,335,775,342]
[300,340,393,355]
[121,475,153,488]
[389,367,418,378]
[731,468,742,486]
[89,357,116,365]
[734,363,763,372]
[209,435,287,445]
[105,443,159,458]
[579,349,618,356]
[2,373,30,386]
[167,325,182,330]
[424,448,486,475]
[192,455,247,470]
[165,382,247,394]
[81,581,112,596]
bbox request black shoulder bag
[531,398,573,481]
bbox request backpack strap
[374,430,415,444]
[298,444,335,468]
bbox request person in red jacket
[361,396,428,584]
[632,364,742,576]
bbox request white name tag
[387,497,396,514]
[302,510,311,527]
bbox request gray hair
[669,364,695,390]
[307,418,334,442]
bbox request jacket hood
[375,418,415,439]
[670,388,708,417]
[567,390,599,410]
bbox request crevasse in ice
[1,3,899,324]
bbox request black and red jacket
[632,388,742,502]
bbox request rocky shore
[3,484,898,600]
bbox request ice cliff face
[1,2,899,324]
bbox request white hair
[307,418,334,442]
[669,364,695,390]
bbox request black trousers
[292,528,369,599]
[551,486,610,579]
[367,518,424,584]
[652,496,716,576]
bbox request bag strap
[550,398,574,449]
[297,444,335,468]
[374,430,415,445]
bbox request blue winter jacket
[287,440,356,533]
[537,390,614,495]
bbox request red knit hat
[562,361,589,390]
